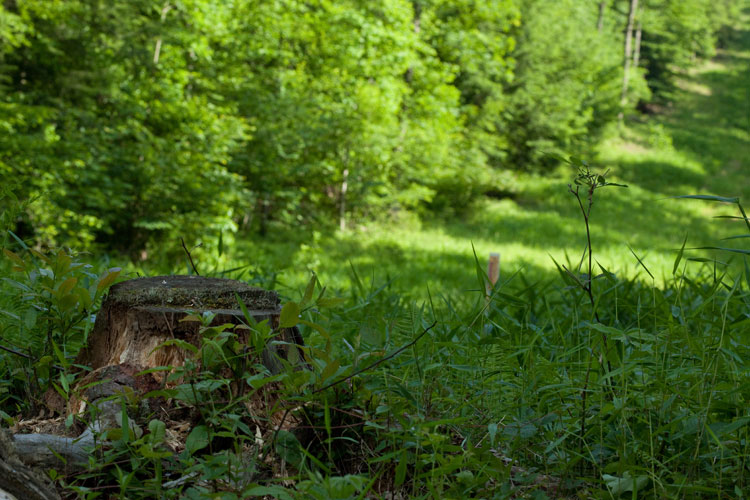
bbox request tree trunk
[597,1,606,32]
[258,194,270,236]
[633,20,642,69]
[620,0,639,120]
[339,168,349,232]
[404,1,422,84]
[153,2,171,64]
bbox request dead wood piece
[0,431,61,500]
[12,396,140,474]
[13,364,144,473]
[11,433,93,471]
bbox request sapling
[566,159,627,323]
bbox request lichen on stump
[76,275,304,376]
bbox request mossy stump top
[76,276,300,376]
[107,275,279,312]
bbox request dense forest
[0,0,740,256]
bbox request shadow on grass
[659,26,750,197]
[598,159,704,194]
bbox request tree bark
[153,3,171,65]
[339,167,349,232]
[620,0,639,119]
[404,1,422,84]
[633,20,642,69]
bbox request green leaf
[316,297,346,308]
[673,233,688,275]
[235,293,257,327]
[137,445,172,459]
[7,231,29,250]
[279,301,300,328]
[153,338,198,354]
[542,152,569,164]
[395,450,407,486]
[603,472,649,495]
[569,156,586,167]
[3,249,24,268]
[687,257,727,265]
[320,359,340,383]
[0,309,19,320]
[148,419,166,444]
[186,425,210,454]
[97,268,121,291]
[243,486,294,500]
[690,246,750,255]
[274,430,303,468]
[301,273,317,307]
[488,423,498,447]
[76,287,92,310]
[299,320,331,341]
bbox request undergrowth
[1,171,750,498]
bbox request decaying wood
[75,275,305,376]
[11,433,92,471]
[0,431,61,500]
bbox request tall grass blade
[690,246,750,255]
[736,201,750,233]
[627,244,654,280]
[673,233,688,275]
[674,195,739,203]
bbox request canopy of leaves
[0,0,735,253]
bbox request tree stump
[76,275,305,377]
[6,276,306,482]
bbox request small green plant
[560,157,627,322]
[0,241,121,413]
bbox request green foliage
[0,243,120,411]
[4,187,750,497]
[504,0,627,170]
[0,0,738,252]
[637,0,740,99]
[1,0,248,251]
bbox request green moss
[108,276,279,311]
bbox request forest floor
[225,23,750,301]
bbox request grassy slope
[224,21,750,301]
